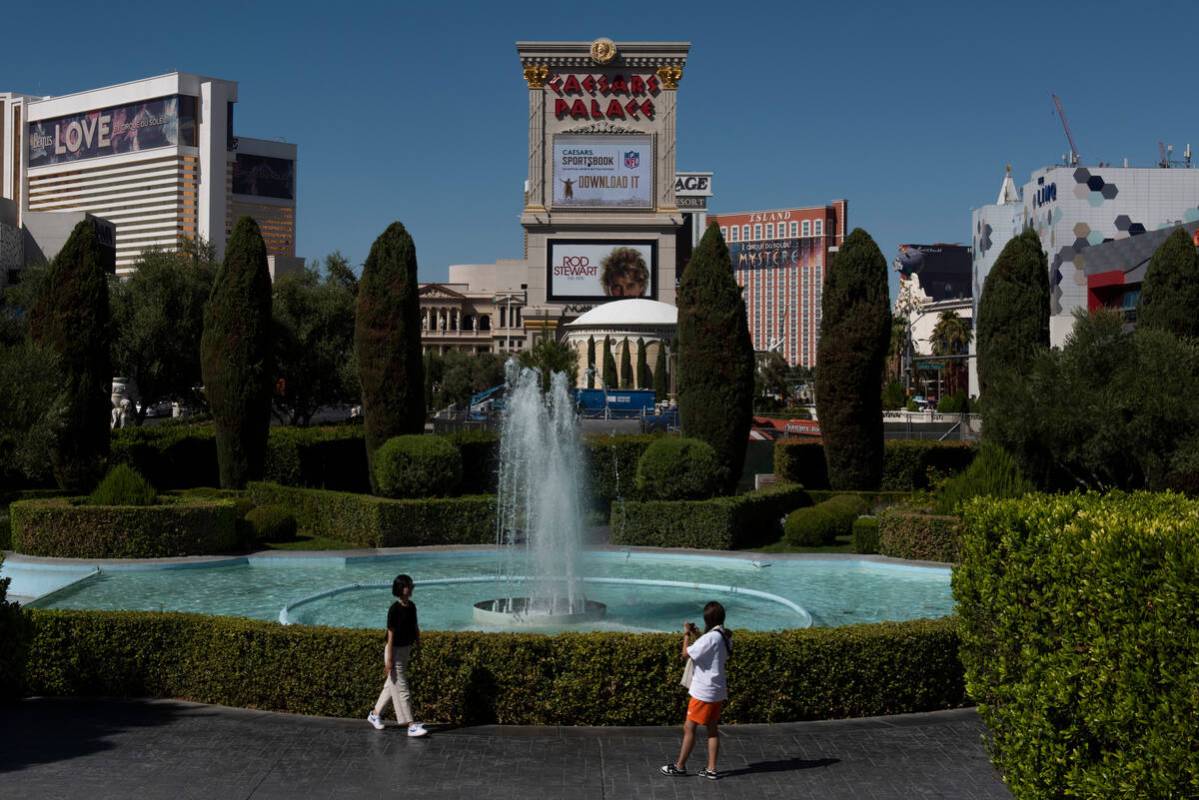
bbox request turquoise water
[20,551,954,633]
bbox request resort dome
[566,299,677,328]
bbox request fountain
[472,361,606,626]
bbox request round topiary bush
[784,505,838,546]
[374,435,462,498]
[244,505,298,543]
[88,464,158,506]
[634,437,720,500]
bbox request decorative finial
[1005,163,1012,174]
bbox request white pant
[373,644,413,724]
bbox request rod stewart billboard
[547,239,657,301]
[27,95,198,168]
[552,134,653,209]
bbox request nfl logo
[624,151,640,169]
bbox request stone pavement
[0,698,1011,799]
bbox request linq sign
[548,73,658,121]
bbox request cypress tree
[29,220,112,491]
[586,336,596,388]
[619,337,633,388]
[355,222,425,492]
[1137,227,1199,338]
[602,335,617,389]
[677,223,755,493]
[636,337,651,389]
[653,341,668,401]
[814,228,891,490]
[200,217,273,489]
[976,228,1050,397]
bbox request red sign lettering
[548,73,660,120]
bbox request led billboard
[552,135,652,209]
[547,239,656,301]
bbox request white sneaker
[407,723,428,737]
[367,712,384,730]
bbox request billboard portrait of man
[601,247,649,297]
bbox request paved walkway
[1,699,1010,799]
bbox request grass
[750,535,856,554]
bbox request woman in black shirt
[367,574,427,736]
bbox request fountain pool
[5,549,954,633]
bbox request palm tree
[929,311,972,396]
[887,318,910,382]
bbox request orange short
[686,697,723,726]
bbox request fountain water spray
[473,360,605,625]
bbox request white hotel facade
[0,72,297,277]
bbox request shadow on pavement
[0,698,192,774]
[721,756,840,777]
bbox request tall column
[655,66,683,210]
[523,65,549,210]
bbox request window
[814,219,824,236]
[753,224,763,240]
[720,226,728,240]
[729,225,738,242]
[789,221,798,238]
[802,220,811,237]
[765,223,774,239]
[742,224,750,241]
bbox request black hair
[392,574,414,598]
[702,601,725,632]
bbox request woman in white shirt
[660,601,732,781]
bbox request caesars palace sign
[548,73,659,121]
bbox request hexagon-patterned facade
[974,164,1199,350]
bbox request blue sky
[6,0,1196,296]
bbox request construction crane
[1051,94,1081,167]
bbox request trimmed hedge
[244,505,297,543]
[851,516,879,554]
[10,497,238,558]
[610,483,809,549]
[585,434,658,504]
[374,435,462,498]
[877,509,960,563]
[0,553,32,701]
[19,609,965,724]
[262,425,370,492]
[773,439,977,491]
[0,489,63,550]
[954,493,1199,798]
[783,494,868,546]
[445,429,499,494]
[634,437,720,500]
[111,425,219,490]
[248,482,494,547]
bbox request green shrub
[783,505,838,546]
[852,516,880,554]
[934,442,1031,514]
[877,509,960,562]
[445,429,499,494]
[976,228,1049,397]
[774,439,976,491]
[905,398,920,412]
[954,493,1199,798]
[22,609,964,724]
[111,424,219,489]
[804,489,912,510]
[585,434,658,503]
[373,435,462,498]
[10,497,239,558]
[263,425,369,492]
[881,380,906,410]
[247,483,493,547]
[0,551,33,700]
[772,438,827,488]
[244,505,298,543]
[936,391,968,413]
[783,493,866,546]
[634,437,719,500]
[611,483,809,549]
[88,464,158,506]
